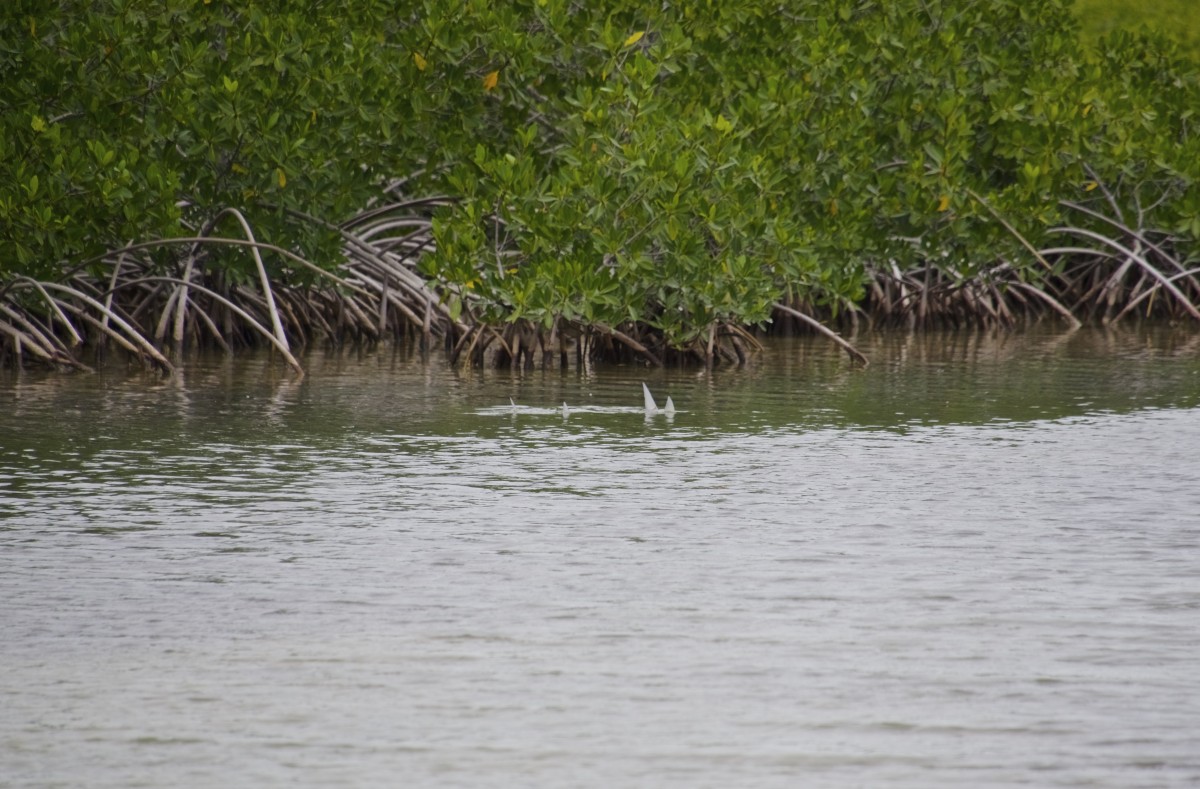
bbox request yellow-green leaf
[1084,181,1098,192]
[937,195,950,212]
[413,52,427,71]
[276,167,286,188]
[623,31,645,48]
[483,70,499,91]
[30,115,46,133]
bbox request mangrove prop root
[773,303,869,366]
[5,185,1200,372]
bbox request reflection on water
[2,327,1200,788]
[4,325,1199,445]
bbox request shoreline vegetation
[1074,0,1200,54]
[3,1,1199,375]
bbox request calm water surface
[2,327,1199,788]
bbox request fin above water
[643,382,676,416]
[642,382,658,414]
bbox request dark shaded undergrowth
[3,187,1196,375]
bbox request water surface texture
[3,327,1200,788]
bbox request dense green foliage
[427,0,1200,343]
[1,1,430,280]
[2,0,1199,369]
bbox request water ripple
[2,332,1200,787]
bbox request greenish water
[6,325,1197,446]
[2,326,1199,788]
